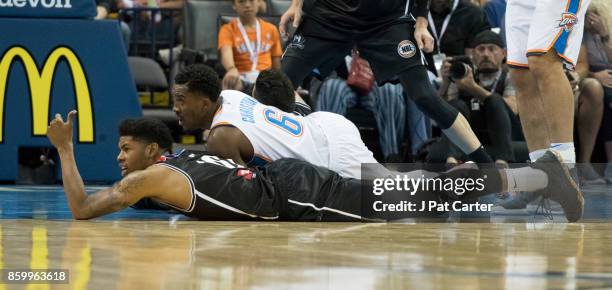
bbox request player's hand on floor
[47,110,77,150]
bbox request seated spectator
[121,0,184,9]
[96,0,132,52]
[218,0,282,92]
[482,0,506,46]
[571,45,605,184]
[431,30,525,165]
[426,0,491,73]
[584,1,612,182]
[119,0,184,53]
[315,54,431,162]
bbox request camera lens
[450,62,467,79]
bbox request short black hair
[119,118,173,151]
[254,69,295,112]
[174,64,221,101]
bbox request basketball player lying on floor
[172,64,389,179]
[47,114,583,222]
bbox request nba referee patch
[397,40,416,58]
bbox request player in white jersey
[172,64,382,179]
[506,0,591,166]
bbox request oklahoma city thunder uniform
[211,90,380,179]
[506,0,591,69]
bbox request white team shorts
[506,0,591,69]
[309,112,387,179]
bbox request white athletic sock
[529,149,547,162]
[550,142,576,168]
[504,167,548,192]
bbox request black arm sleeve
[412,0,430,19]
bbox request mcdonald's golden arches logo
[0,45,94,143]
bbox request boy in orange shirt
[218,0,283,91]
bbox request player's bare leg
[528,50,576,165]
[510,67,551,160]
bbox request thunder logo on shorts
[558,12,578,32]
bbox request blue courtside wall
[0,18,141,182]
[0,0,96,18]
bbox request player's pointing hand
[47,110,78,151]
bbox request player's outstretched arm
[47,111,162,219]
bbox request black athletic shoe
[530,151,584,222]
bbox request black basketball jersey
[304,0,419,30]
[156,150,280,220]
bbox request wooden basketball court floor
[0,185,611,290]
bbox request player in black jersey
[279,0,495,165]
[46,113,583,222]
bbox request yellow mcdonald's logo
[0,45,94,143]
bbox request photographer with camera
[432,30,525,165]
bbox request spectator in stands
[257,0,267,14]
[123,0,184,9]
[96,0,132,52]
[482,0,506,46]
[584,1,612,182]
[426,0,491,74]
[120,0,184,55]
[218,0,283,92]
[316,55,430,162]
[431,30,524,165]
[570,45,606,184]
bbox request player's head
[117,118,173,176]
[472,31,506,74]
[231,0,259,18]
[252,69,295,112]
[173,64,221,131]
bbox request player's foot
[530,151,584,222]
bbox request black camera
[449,55,475,80]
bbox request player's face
[233,0,258,18]
[474,44,505,74]
[116,136,153,176]
[172,84,208,131]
